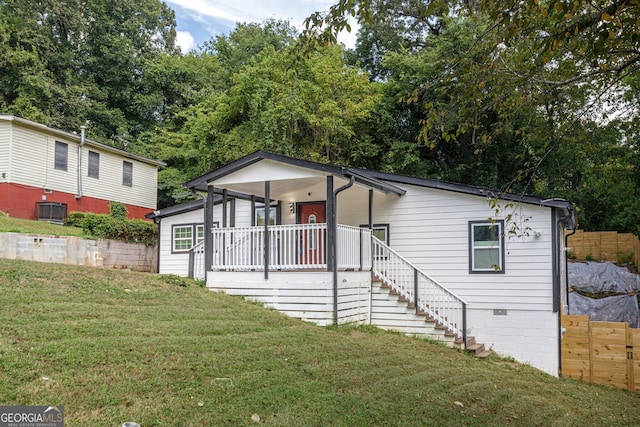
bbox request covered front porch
[186,152,466,341]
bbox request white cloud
[176,31,195,52]
[166,0,358,49]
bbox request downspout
[76,126,86,199]
[564,227,577,314]
[332,173,355,325]
[553,204,576,378]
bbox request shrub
[109,201,128,220]
[82,213,157,246]
[66,211,86,227]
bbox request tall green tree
[0,0,178,144]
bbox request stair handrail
[371,236,467,343]
[187,240,205,279]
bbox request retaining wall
[0,232,157,272]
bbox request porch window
[255,206,278,226]
[172,223,208,253]
[469,220,504,273]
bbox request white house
[0,115,164,221]
[150,151,576,376]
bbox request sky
[164,0,358,52]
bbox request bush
[66,211,86,227]
[109,201,128,220]
[82,213,157,246]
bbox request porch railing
[372,236,467,343]
[188,240,205,280]
[337,225,372,270]
[211,224,372,272]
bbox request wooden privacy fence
[562,315,640,392]
[567,230,640,266]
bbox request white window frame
[172,224,195,253]
[255,206,278,226]
[469,220,505,273]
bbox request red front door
[297,202,326,265]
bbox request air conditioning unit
[36,202,68,225]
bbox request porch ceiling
[198,153,405,201]
[211,175,353,201]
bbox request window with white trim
[469,220,504,273]
[172,225,194,252]
[255,206,277,226]
[196,224,205,244]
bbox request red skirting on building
[0,182,152,220]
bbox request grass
[1,259,639,426]
[0,214,83,236]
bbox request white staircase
[371,237,492,357]
[371,279,457,345]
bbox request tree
[0,0,179,144]
[304,1,638,182]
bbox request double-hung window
[469,220,504,273]
[172,224,205,253]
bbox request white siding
[158,199,254,276]
[0,121,10,177]
[5,122,158,208]
[467,308,559,376]
[158,208,205,276]
[80,147,157,208]
[337,183,555,311]
[206,271,370,326]
[10,124,63,191]
[334,182,561,375]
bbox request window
[54,141,68,171]
[88,151,99,179]
[469,221,504,273]
[172,224,206,253]
[122,161,132,187]
[196,224,205,244]
[360,223,390,245]
[255,206,278,226]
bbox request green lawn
[0,214,83,236]
[1,258,639,426]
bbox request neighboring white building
[0,115,164,221]
[151,151,576,376]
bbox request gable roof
[0,114,165,167]
[185,150,406,196]
[186,150,572,211]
